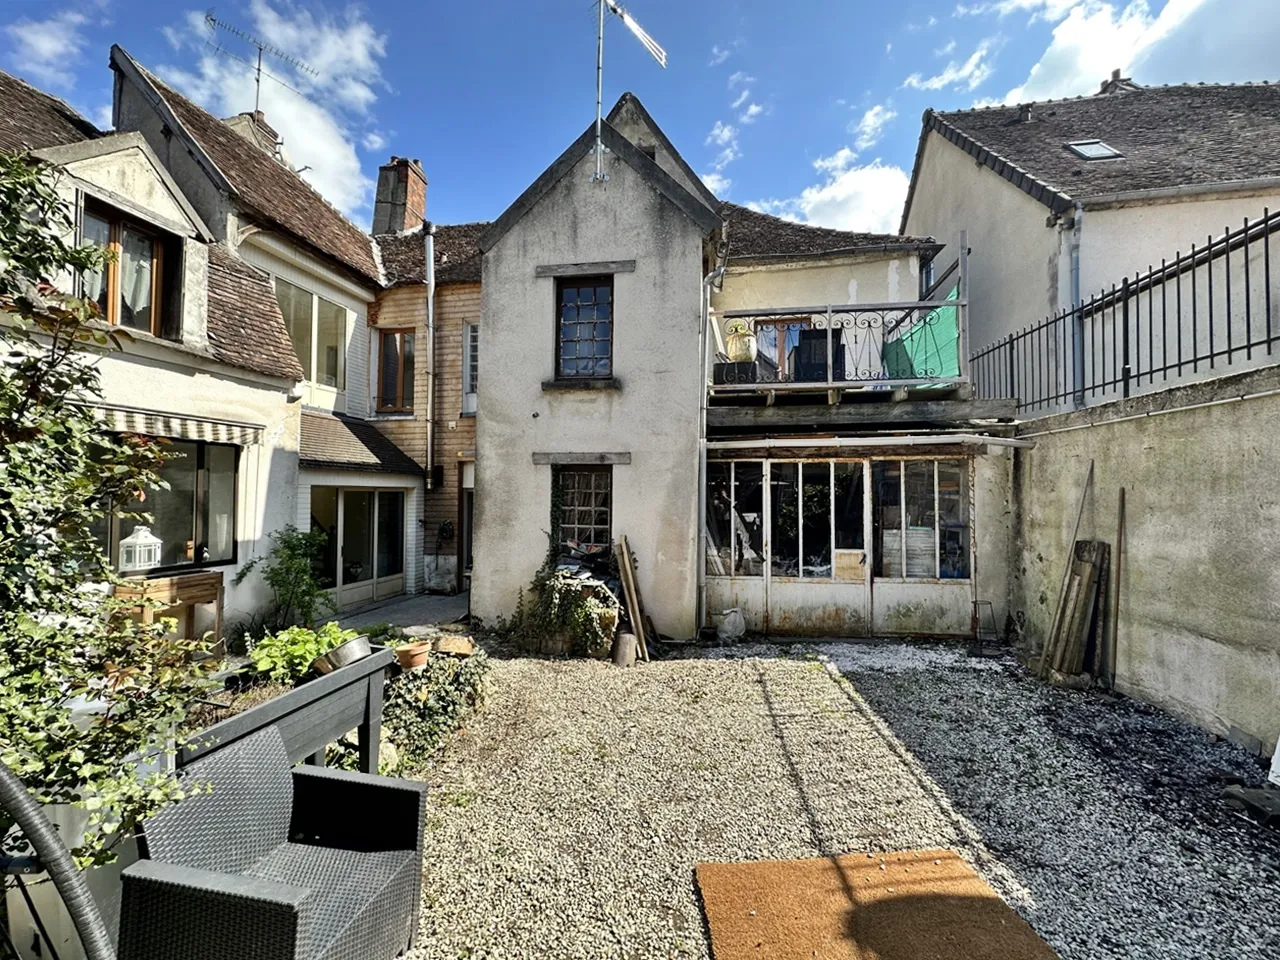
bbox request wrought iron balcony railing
[710,289,967,394]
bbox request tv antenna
[204,12,319,113]
[593,0,666,181]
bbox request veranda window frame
[462,323,479,414]
[556,464,613,548]
[376,328,415,413]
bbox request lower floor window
[105,439,238,573]
[705,457,970,582]
[555,465,612,549]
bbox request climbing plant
[0,153,216,868]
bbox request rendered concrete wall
[472,147,706,637]
[903,130,1062,353]
[1011,367,1280,754]
[713,253,922,313]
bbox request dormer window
[80,202,179,339]
[1066,139,1123,161]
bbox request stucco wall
[1010,368,1280,754]
[713,253,922,313]
[903,130,1061,353]
[92,345,299,622]
[1080,192,1280,294]
[472,148,706,637]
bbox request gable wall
[903,129,1064,354]
[608,98,713,210]
[472,147,706,637]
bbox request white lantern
[119,525,163,572]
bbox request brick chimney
[223,110,282,159]
[372,157,427,234]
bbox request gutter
[728,240,944,266]
[425,224,437,488]
[696,263,726,634]
[1081,176,1280,210]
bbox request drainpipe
[425,224,437,487]
[696,264,725,636]
[1070,200,1085,408]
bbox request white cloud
[709,45,730,66]
[731,89,750,109]
[712,145,740,171]
[903,36,999,91]
[157,1,389,219]
[886,42,893,54]
[935,38,957,56]
[728,70,755,89]
[706,120,736,146]
[853,103,896,150]
[3,9,91,88]
[813,147,858,174]
[954,0,1078,18]
[739,103,763,124]
[998,0,1275,104]
[701,171,731,195]
[361,131,387,152]
[751,159,911,234]
[92,103,114,130]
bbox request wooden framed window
[556,465,612,548]
[462,323,479,414]
[377,328,415,412]
[556,276,613,379]
[80,203,166,337]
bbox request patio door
[314,486,406,609]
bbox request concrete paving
[336,591,469,636]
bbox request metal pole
[594,0,605,181]
[958,230,970,382]
[1121,276,1131,398]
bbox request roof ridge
[942,79,1280,115]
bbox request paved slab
[336,591,469,636]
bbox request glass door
[339,490,375,607]
[375,490,405,600]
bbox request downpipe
[1070,200,1085,408]
[425,224,437,489]
[696,264,725,635]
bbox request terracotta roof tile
[144,71,380,287]
[205,245,304,381]
[299,410,422,475]
[0,69,99,153]
[375,221,487,287]
[934,83,1280,203]
[723,203,937,262]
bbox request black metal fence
[971,209,1280,413]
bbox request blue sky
[2,0,1275,232]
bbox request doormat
[695,849,1058,960]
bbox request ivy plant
[0,153,216,868]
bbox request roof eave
[728,240,945,267]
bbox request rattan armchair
[117,726,426,960]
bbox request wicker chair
[117,726,426,960]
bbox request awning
[96,404,264,446]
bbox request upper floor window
[556,277,612,379]
[377,328,415,413]
[462,323,479,414]
[275,277,347,390]
[80,203,178,339]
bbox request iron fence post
[1121,276,1132,398]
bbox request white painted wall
[903,130,1063,354]
[472,147,707,638]
[713,253,922,315]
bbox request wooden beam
[706,398,1018,430]
[531,452,632,465]
[535,260,636,278]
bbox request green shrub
[233,525,335,631]
[385,651,489,773]
[525,568,618,657]
[248,621,358,684]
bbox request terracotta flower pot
[395,641,432,670]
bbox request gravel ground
[406,642,1279,960]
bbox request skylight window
[1066,139,1123,161]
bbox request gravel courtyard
[406,643,1280,960]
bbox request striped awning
[95,404,264,446]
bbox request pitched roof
[0,69,99,153]
[374,221,488,287]
[205,245,304,381]
[479,117,721,254]
[299,410,422,475]
[110,47,380,288]
[902,82,1280,229]
[723,203,939,263]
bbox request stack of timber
[1039,539,1110,683]
[616,535,651,663]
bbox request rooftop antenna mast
[594,0,666,181]
[204,11,319,113]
